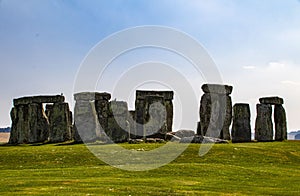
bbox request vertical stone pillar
[94,93,111,141]
[73,93,100,143]
[274,104,287,141]
[48,102,72,143]
[106,101,129,142]
[231,103,251,142]
[27,103,49,143]
[199,84,232,140]
[144,96,166,138]
[255,104,273,141]
[135,97,146,138]
[128,111,136,138]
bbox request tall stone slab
[73,99,99,143]
[199,84,232,140]
[106,101,129,143]
[9,106,30,144]
[144,96,167,138]
[255,104,273,141]
[94,93,111,141]
[73,92,112,143]
[274,104,287,141]
[48,102,72,143]
[27,103,49,143]
[231,103,251,142]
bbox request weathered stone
[95,99,110,141]
[74,92,111,101]
[274,104,287,141]
[9,103,49,144]
[175,130,195,138]
[165,132,181,141]
[231,103,251,142]
[128,138,144,144]
[8,107,18,144]
[73,100,99,142]
[27,103,49,143]
[255,104,273,141]
[199,93,232,140]
[201,84,233,95]
[128,111,136,139]
[48,102,72,143]
[105,101,129,143]
[144,96,167,138]
[13,95,64,106]
[259,96,284,105]
[196,121,202,136]
[136,90,174,100]
[134,91,174,139]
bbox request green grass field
[0,141,299,195]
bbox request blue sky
[1,0,300,131]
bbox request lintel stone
[259,96,284,105]
[14,95,65,106]
[201,84,233,95]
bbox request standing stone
[274,104,287,141]
[231,103,251,142]
[73,99,99,142]
[94,93,111,141]
[144,96,167,138]
[8,107,21,144]
[48,102,72,143]
[27,103,49,143]
[255,104,273,141]
[106,101,129,143]
[128,111,136,138]
[199,84,232,140]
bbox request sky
[1,0,300,132]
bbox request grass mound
[0,141,299,195]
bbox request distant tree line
[0,127,11,132]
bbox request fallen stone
[174,130,195,138]
[128,138,144,144]
[166,132,181,141]
[259,96,284,105]
[201,84,233,95]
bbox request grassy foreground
[0,141,299,195]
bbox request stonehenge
[198,84,232,140]
[7,85,289,145]
[73,90,174,143]
[255,96,287,141]
[9,95,72,144]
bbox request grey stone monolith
[255,104,273,141]
[231,103,251,142]
[274,104,287,141]
[199,84,232,140]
